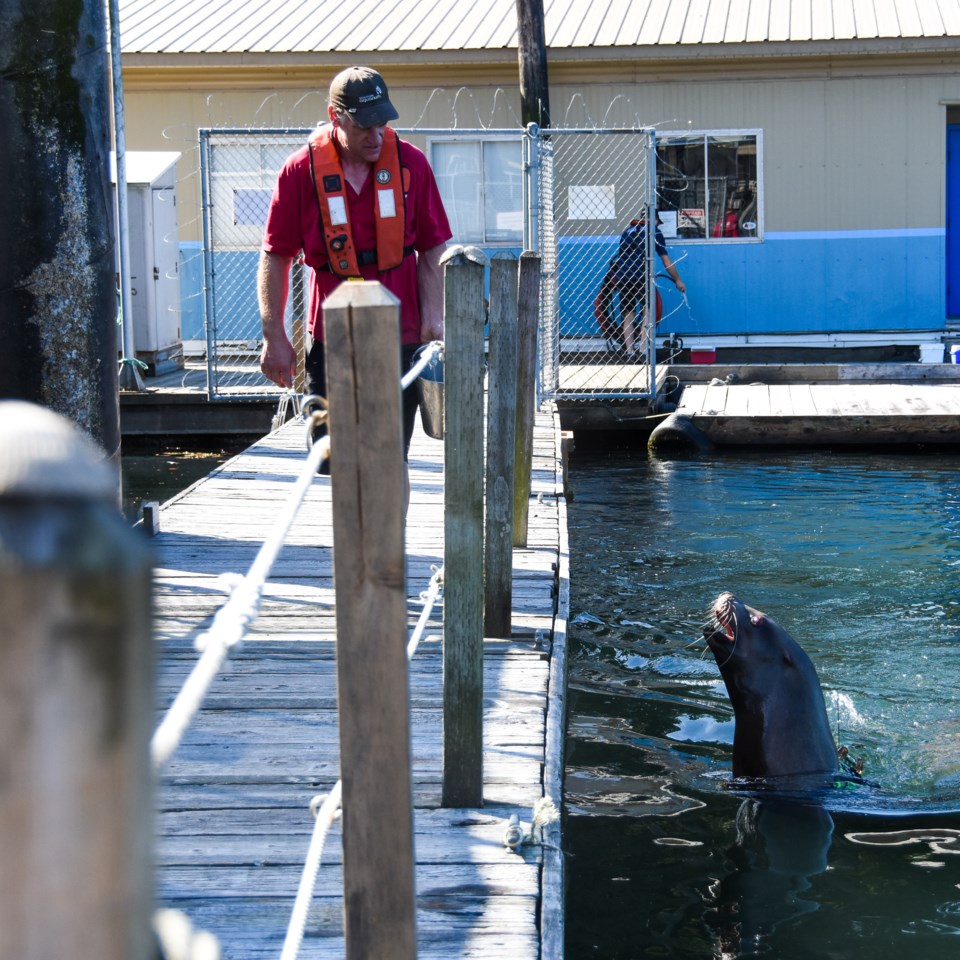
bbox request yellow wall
[122,54,960,242]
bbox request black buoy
[648,413,714,456]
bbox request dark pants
[305,339,421,466]
[617,277,647,316]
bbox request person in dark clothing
[614,217,685,354]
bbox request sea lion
[704,592,838,781]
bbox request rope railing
[151,337,448,960]
[279,564,445,960]
[151,341,443,774]
[402,340,443,391]
[150,430,330,772]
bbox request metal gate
[529,126,658,403]
[198,125,657,402]
[199,128,310,399]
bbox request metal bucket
[416,358,444,440]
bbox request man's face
[331,108,386,165]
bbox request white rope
[278,564,444,960]
[400,340,442,392]
[407,565,444,659]
[153,407,444,955]
[151,434,331,773]
[279,781,343,960]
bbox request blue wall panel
[178,241,205,340]
[181,230,946,345]
[948,124,960,318]
[209,250,262,342]
[558,230,945,338]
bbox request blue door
[949,124,960,318]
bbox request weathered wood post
[484,252,519,638]
[0,401,154,960]
[0,0,121,462]
[514,251,541,547]
[516,0,551,128]
[323,282,417,960]
[442,246,488,807]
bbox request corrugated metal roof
[118,0,960,54]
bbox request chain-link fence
[531,127,658,403]
[199,129,310,398]
[198,125,658,403]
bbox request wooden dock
[675,379,960,444]
[151,408,568,958]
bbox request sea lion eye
[750,614,764,626]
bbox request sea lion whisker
[713,607,739,669]
[686,625,714,648]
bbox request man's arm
[659,251,686,294]
[417,243,446,343]
[258,250,298,387]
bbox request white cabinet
[113,152,182,374]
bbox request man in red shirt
[258,65,452,471]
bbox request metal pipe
[108,0,143,391]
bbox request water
[120,437,248,522]
[564,445,960,958]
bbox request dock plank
[150,408,566,959]
[685,382,960,445]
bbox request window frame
[427,134,525,247]
[655,128,764,244]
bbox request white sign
[497,211,524,232]
[657,210,678,238]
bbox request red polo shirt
[262,128,452,344]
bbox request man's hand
[420,314,444,343]
[257,250,297,386]
[260,335,298,388]
[417,243,447,343]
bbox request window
[208,138,294,249]
[656,131,761,241]
[431,138,524,244]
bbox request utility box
[113,152,182,375]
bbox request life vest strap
[317,244,415,272]
[308,125,407,278]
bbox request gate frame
[198,125,659,404]
[525,124,660,404]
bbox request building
[119,0,960,358]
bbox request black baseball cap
[329,66,399,127]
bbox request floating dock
[150,410,568,958]
[122,357,960,444]
[666,363,960,446]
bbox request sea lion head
[704,592,787,671]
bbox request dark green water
[120,437,247,522]
[564,446,960,958]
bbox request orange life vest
[308,124,408,278]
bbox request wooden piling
[514,252,541,547]
[322,282,417,960]
[0,401,154,960]
[441,247,488,807]
[516,0,551,127]
[485,252,519,638]
[0,0,121,459]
